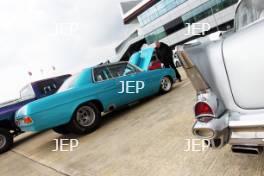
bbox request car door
[93,66,122,110]
[109,63,155,104]
[107,63,146,105]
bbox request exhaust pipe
[231,145,263,155]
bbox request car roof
[92,61,129,69]
[31,74,72,85]
[80,61,133,77]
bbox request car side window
[20,84,35,100]
[37,80,58,95]
[93,66,112,82]
[108,63,139,78]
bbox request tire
[175,61,181,68]
[0,128,13,154]
[53,125,70,134]
[204,139,222,148]
[66,103,101,135]
[160,76,173,94]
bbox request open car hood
[129,48,154,71]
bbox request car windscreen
[235,0,264,30]
[93,66,112,82]
[57,73,80,93]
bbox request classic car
[0,74,71,154]
[173,50,182,68]
[15,48,176,135]
[177,0,264,154]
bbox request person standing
[155,41,182,82]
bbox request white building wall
[116,0,239,60]
[151,4,236,47]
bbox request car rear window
[37,80,58,95]
[236,0,264,30]
[20,84,35,100]
[57,74,80,92]
[93,67,112,82]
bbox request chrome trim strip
[229,121,264,128]
[229,113,264,128]
[229,138,264,146]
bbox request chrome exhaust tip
[193,128,216,139]
[231,145,263,155]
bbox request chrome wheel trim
[161,77,172,91]
[76,106,96,127]
[0,134,6,149]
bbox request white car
[173,50,182,68]
[178,0,264,154]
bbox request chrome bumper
[229,113,264,146]
[193,111,264,147]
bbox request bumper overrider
[192,112,229,148]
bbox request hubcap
[161,77,172,91]
[0,134,6,149]
[76,106,96,127]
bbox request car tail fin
[176,49,209,93]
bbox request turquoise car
[15,48,176,134]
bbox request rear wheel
[67,103,101,135]
[53,125,70,134]
[160,76,172,94]
[0,128,13,154]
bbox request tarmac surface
[1,69,264,176]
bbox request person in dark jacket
[155,41,182,82]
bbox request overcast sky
[0,0,136,102]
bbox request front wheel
[160,76,172,94]
[67,103,101,135]
[0,128,13,154]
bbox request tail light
[23,116,33,124]
[195,102,214,122]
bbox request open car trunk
[129,48,155,71]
